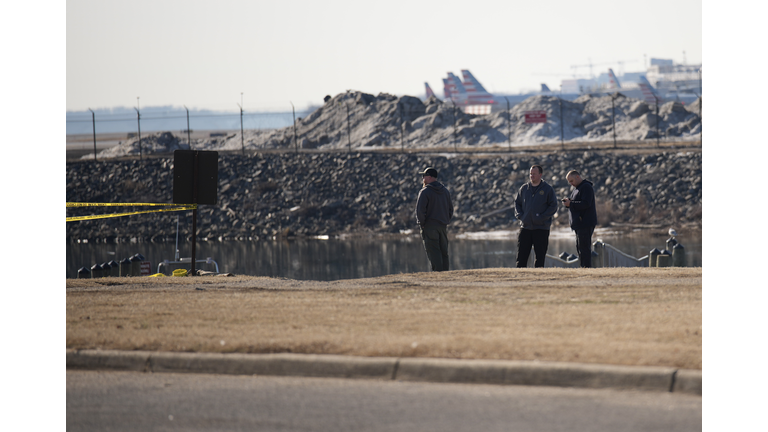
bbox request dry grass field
[66,267,701,369]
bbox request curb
[66,350,701,395]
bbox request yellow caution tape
[148,273,166,277]
[66,202,197,222]
[67,202,195,208]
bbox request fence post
[134,103,142,160]
[346,103,351,152]
[291,101,298,154]
[649,248,661,267]
[559,97,564,151]
[184,105,192,150]
[399,100,404,152]
[88,108,97,161]
[592,240,605,268]
[672,243,686,267]
[238,96,244,155]
[504,96,511,151]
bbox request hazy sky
[66,0,701,112]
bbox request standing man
[563,170,598,268]
[514,165,558,267]
[415,167,453,271]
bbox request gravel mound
[86,92,702,159]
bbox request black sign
[173,150,218,205]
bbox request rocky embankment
[66,150,702,242]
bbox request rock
[67,151,701,242]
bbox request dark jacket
[568,179,598,230]
[514,180,558,230]
[415,181,453,227]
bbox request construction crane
[570,59,638,78]
[532,72,590,78]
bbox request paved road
[67,370,700,431]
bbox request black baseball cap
[418,167,438,178]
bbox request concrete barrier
[395,357,677,392]
[66,350,701,395]
[149,351,397,380]
[673,369,703,395]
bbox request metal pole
[399,101,404,152]
[656,101,660,148]
[346,103,351,152]
[292,103,297,153]
[504,97,511,151]
[191,151,198,276]
[559,97,564,151]
[611,95,617,149]
[452,103,457,152]
[238,100,244,155]
[134,105,142,160]
[88,108,97,161]
[185,105,191,150]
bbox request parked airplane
[438,69,570,114]
[637,75,662,104]
[425,82,437,99]
[607,68,621,90]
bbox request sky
[65,0,703,113]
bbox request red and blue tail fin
[637,75,662,104]
[607,68,621,90]
[425,82,435,99]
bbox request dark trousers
[516,228,550,268]
[575,226,595,268]
[421,224,449,271]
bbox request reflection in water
[67,230,701,281]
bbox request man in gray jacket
[415,167,454,271]
[514,165,558,267]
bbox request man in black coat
[415,167,454,271]
[563,170,598,268]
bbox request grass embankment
[66,267,701,369]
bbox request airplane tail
[540,84,551,93]
[460,69,495,105]
[442,78,453,101]
[444,72,467,102]
[607,68,621,90]
[637,75,662,104]
[461,69,489,94]
[425,82,435,99]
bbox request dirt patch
[66,267,701,369]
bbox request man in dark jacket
[563,170,598,268]
[514,165,558,267]
[415,167,453,271]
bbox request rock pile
[91,131,189,159]
[67,151,702,242]
[87,91,701,159]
